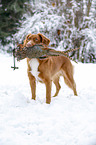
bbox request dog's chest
[29,59,40,81]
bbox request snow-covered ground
[0,53,96,145]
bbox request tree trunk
[86,0,92,17]
[74,0,83,29]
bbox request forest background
[0,0,96,63]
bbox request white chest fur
[29,58,40,81]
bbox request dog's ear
[38,33,50,46]
[26,33,32,39]
[23,33,32,46]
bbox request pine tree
[0,0,29,45]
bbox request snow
[0,53,96,145]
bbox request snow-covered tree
[1,0,96,63]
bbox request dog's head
[23,33,50,47]
[15,33,50,61]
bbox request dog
[18,33,77,104]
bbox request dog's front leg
[45,80,52,104]
[28,71,36,100]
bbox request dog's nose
[26,40,35,47]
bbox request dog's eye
[35,38,38,41]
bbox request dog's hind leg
[53,77,61,97]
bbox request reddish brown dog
[18,33,77,104]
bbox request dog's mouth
[26,40,35,47]
[14,44,48,61]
